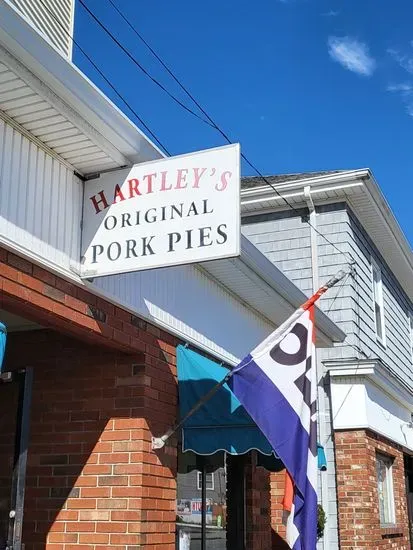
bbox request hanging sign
[80,144,240,278]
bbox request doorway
[0,369,33,550]
[176,450,246,550]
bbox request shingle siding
[242,208,313,296]
[346,207,413,385]
[241,200,413,550]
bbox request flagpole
[152,269,348,450]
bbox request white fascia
[325,359,413,412]
[241,169,368,208]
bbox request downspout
[304,186,329,550]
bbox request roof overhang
[0,0,163,176]
[241,169,413,303]
[201,235,345,348]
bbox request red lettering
[216,171,232,191]
[113,184,126,204]
[128,178,141,199]
[90,190,109,214]
[160,171,172,191]
[176,169,188,189]
[193,167,207,188]
[143,173,156,194]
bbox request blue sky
[74,0,413,245]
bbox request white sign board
[80,144,240,278]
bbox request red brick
[336,429,410,549]
[96,522,127,533]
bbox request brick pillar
[335,429,410,549]
[270,471,289,549]
[245,456,272,550]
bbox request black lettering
[126,239,138,258]
[202,199,213,214]
[185,229,193,249]
[216,224,228,244]
[187,202,198,216]
[91,244,104,264]
[171,203,184,219]
[144,208,157,223]
[107,242,121,261]
[135,211,141,225]
[121,213,132,228]
[160,206,167,221]
[168,232,181,252]
[104,215,117,231]
[199,226,213,247]
[142,236,155,256]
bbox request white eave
[0,0,163,176]
[241,169,413,304]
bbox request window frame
[197,470,214,491]
[376,453,396,526]
[371,258,386,346]
[408,311,413,364]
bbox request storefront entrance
[0,368,32,550]
[176,451,246,550]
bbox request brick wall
[335,429,410,549]
[5,327,178,550]
[245,459,272,550]
[0,247,148,354]
[270,471,289,549]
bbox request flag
[229,300,317,549]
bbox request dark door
[0,369,33,550]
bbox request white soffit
[0,0,163,176]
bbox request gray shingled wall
[242,201,413,550]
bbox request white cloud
[328,36,376,76]
[388,48,413,74]
[322,10,340,17]
[386,81,413,117]
[387,83,413,92]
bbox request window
[371,260,386,344]
[376,453,395,525]
[197,471,214,490]
[176,450,246,549]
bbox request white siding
[94,264,273,364]
[9,0,74,58]
[0,118,82,271]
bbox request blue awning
[0,322,6,373]
[177,345,328,472]
[178,345,274,456]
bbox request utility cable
[36,0,170,154]
[77,0,216,129]
[101,0,355,267]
